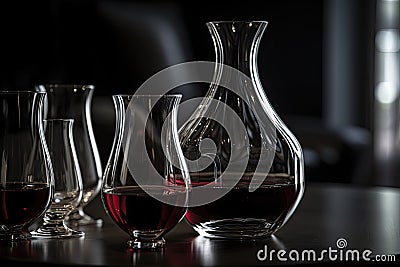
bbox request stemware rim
[44,118,75,122]
[36,84,95,89]
[207,20,268,25]
[0,90,46,94]
[112,94,182,98]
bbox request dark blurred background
[1,0,398,187]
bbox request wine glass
[0,91,53,241]
[36,84,103,227]
[102,94,189,249]
[31,119,84,238]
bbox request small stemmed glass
[31,119,84,238]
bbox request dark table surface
[1,182,400,266]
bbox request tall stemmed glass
[31,119,84,238]
[36,84,103,227]
[102,94,189,249]
[0,91,53,241]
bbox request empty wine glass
[0,91,53,241]
[31,119,84,238]
[36,84,103,227]
[102,94,189,249]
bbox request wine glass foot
[31,226,85,239]
[127,238,165,250]
[66,209,103,227]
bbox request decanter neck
[207,21,267,76]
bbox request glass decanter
[179,21,305,239]
[36,84,103,227]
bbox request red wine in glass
[103,185,187,248]
[185,175,301,238]
[0,182,51,228]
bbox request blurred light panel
[375,81,398,104]
[376,30,400,52]
[374,0,400,185]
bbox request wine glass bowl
[102,94,189,249]
[102,185,188,249]
[0,91,53,241]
